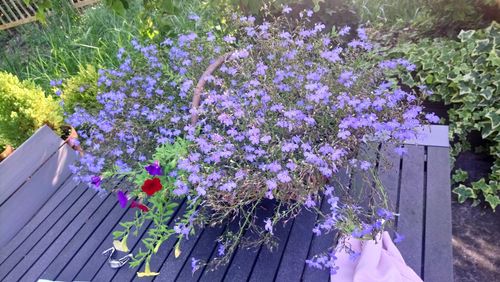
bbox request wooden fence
[0,0,99,30]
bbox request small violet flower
[145,160,163,176]
[117,190,128,208]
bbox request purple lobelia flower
[394,232,405,243]
[264,218,274,235]
[191,257,200,274]
[117,190,128,208]
[145,160,163,176]
[91,175,101,187]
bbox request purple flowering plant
[67,8,431,277]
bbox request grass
[0,1,142,90]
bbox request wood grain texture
[0,143,77,247]
[424,146,453,282]
[0,186,95,280]
[397,145,425,276]
[0,176,79,265]
[0,125,64,205]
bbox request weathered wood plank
[404,125,449,148]
[377,144,402,214]
[90,219,156,281]
[0,186,95,280]
[0,176,78,265]
[302,170,349,281]
[397,145,425,276]
[39,188,128,280]
[113,200,186,282]
[274,207,317,281]
[154,228,205,282]
[2,190,104,281]
[175,225,225,281]
[21,192,116,281]
[223,199,276,281]
[59,206,138,281]
[197,220,242,282]
[0,125,64,205]
[424,146,453,282]
[349,142,379,207]
[0,143,77,246]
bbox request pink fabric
[334,231,422,282]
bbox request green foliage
[0,1,141,90]
[351,0,498,37]
[0,72,63,148]
[452,169,469,184]
[111,139,192,268]
[386,22,500,210]
[60,65,100,115]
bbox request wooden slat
[0,0,100,30]
[302,169,349,281]
[22,193,116,281]
[2,190,103,281]
[58,207,138,280]
[39,188,128,280]
[223,199,276,281]
[424,146,453,282]
[274,207,317,281]
[197,220,242,282]
[175,225,225,281]
[0,125,64,205]
[0,178,82,265]
[88,219,155,281]
[404,125,449,147]
[14,0,32,17]
[153,228,205,282]
[349,142,379,207]
[0,143,77,246]
[8,0,23,19]
[377,144,401,213]
[0,186,95,280]
[248,216,293,282]
[397,145,425,276]
[112,200,186,282]
[0,3,14,22]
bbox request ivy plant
[384,22,500,210]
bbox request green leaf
[453,184,477,203]
[485,194,500,210]
[485,109,500,133]
[472,178,492,194]
[452,169,468,183]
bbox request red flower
[142,177,163,196]
[131,201,149,212]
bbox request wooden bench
[0,125,453,281]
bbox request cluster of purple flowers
[67,9,433,275]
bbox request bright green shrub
[0,72,63,148]
[60,65,101,115]
[386,22,500,210]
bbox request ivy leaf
[453,184,477,203]
[471,178,492,195]
[485,194,500,210]
[452,169,468,184]
[485,109,500,133]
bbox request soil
[452,152,500,281]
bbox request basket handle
[190,52,233,126]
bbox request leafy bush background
[0,72,63,149]
[385,22,500,210]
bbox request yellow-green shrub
[61,65,101,115]
[0,72,63,148]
